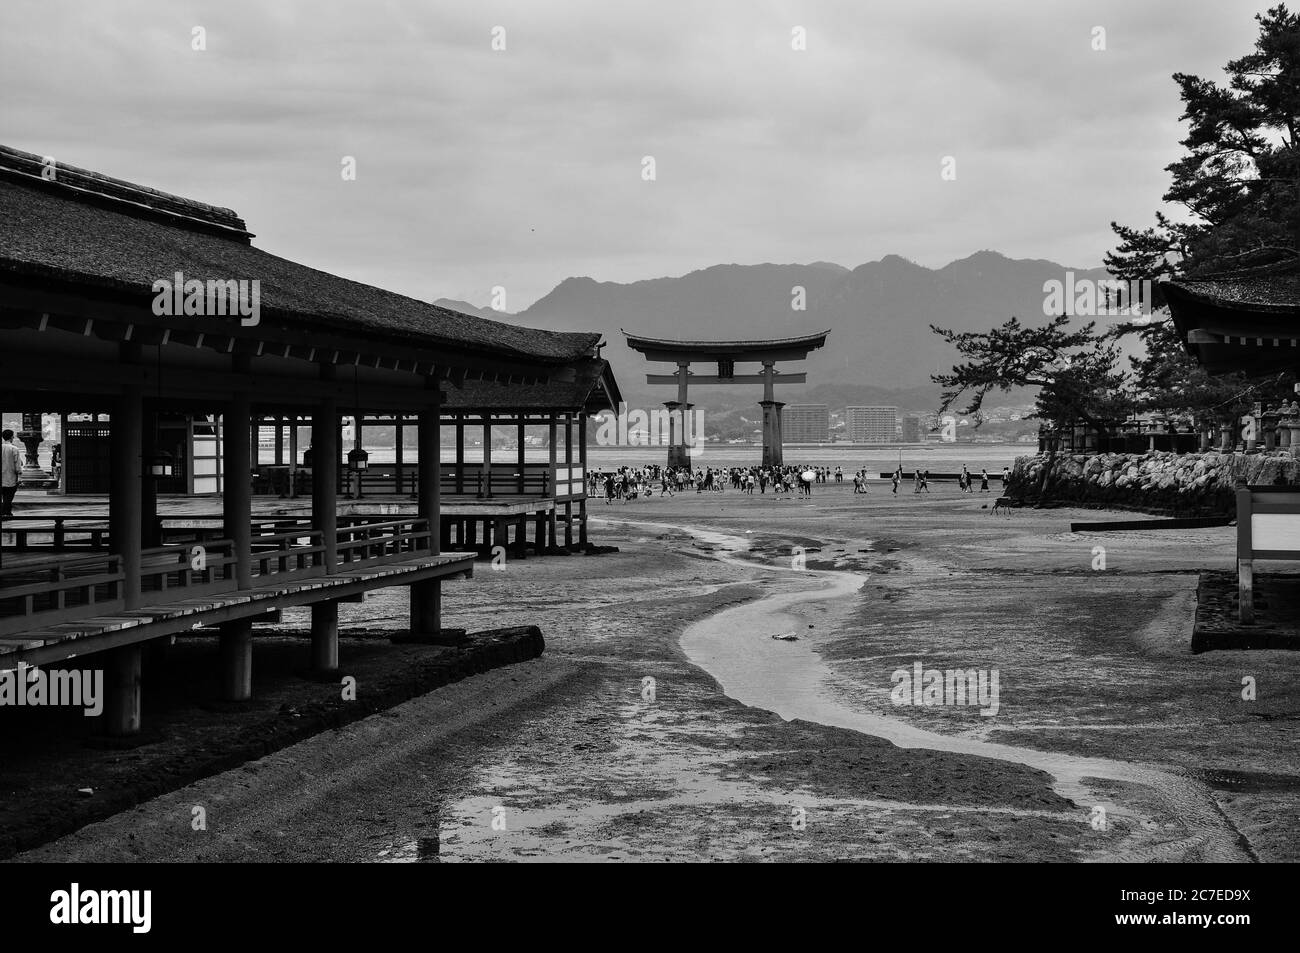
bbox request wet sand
[14,482,1300,862]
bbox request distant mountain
[433,298,501,320]
[448,252,1118,412]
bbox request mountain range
[437,251,1115,412]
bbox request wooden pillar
[1238,486,1254,624]
[517,420,526,493]
[58,411,68,495]
[481,417,493,498]
[104,644,142,736]
[224,371,253,590]
[311,599,339,673]
[140,400,160,548]
[288,416,299,499]
[219,619,253,701]
[220,361,255,701]
[110,343,143,610]
[274,415,284,465]
[410,376,443,636]
[514,515,527,558]
[1239,559,1255,624]
[394,413,405,496]
[564,413,574,548]
[547,416,558,550]
[455,415,465,494]
[535,509,546,556]
[578,413,589,546]
[314,366,339,573]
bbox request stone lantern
[17,411,55,488]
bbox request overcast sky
[0,0,1273,311]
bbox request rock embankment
[1006,451,1300,515]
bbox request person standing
[980,468,990,492]
[1,429,22,517]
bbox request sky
[0,0,1276,311]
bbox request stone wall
[1006,450,1300,515]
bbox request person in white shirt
[1,429,23,516]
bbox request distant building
[846,406,898,443]
[782,404,829,443]
[900,414,925,443]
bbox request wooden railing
[338,518,432,565]
[0,553,125,637]
[0,517,436,636]
[0,516,110,551]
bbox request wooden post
[288,415,299,499]
[104,644,142,736]
[58,411,68,495]
[481,417,493,499]
[224,374,253,590]
[311,599,339,673]
[564,413,574,548]
[410,376,443,637]
[110,343,143,610]
[535,509,546,556]
[220,619,253,701]
[517,420,526,494]
[455,415,465,494]
[1238,485,1254,624]
[274,415,285,464]
[314,366,339,573]
[220,362,255,701]
[578,413,589,546]
[394,413,404,496]
[140,400,160,548]
[547,416,558,550]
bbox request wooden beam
[646,372,807,385]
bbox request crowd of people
[588,462,1011,503]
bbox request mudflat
[14,482,1299,862]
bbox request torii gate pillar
[759,361,784,466]
[664,400,693,469]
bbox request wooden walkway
[0,551,474,667]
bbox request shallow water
[602,516,1253,862]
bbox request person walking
[891,468,900,495]
[1,429,23,517]
[980,468,990,492]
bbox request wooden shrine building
[1166,268,1300,628]
[0,144,615,734]
[623,330,829,467]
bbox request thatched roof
[0,145,600,366]
[1165,269,1300,376]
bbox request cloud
[0,0,1275,309]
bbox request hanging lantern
[150,449,175,478]
[347,446,369,471]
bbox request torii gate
[623,330,829,468]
